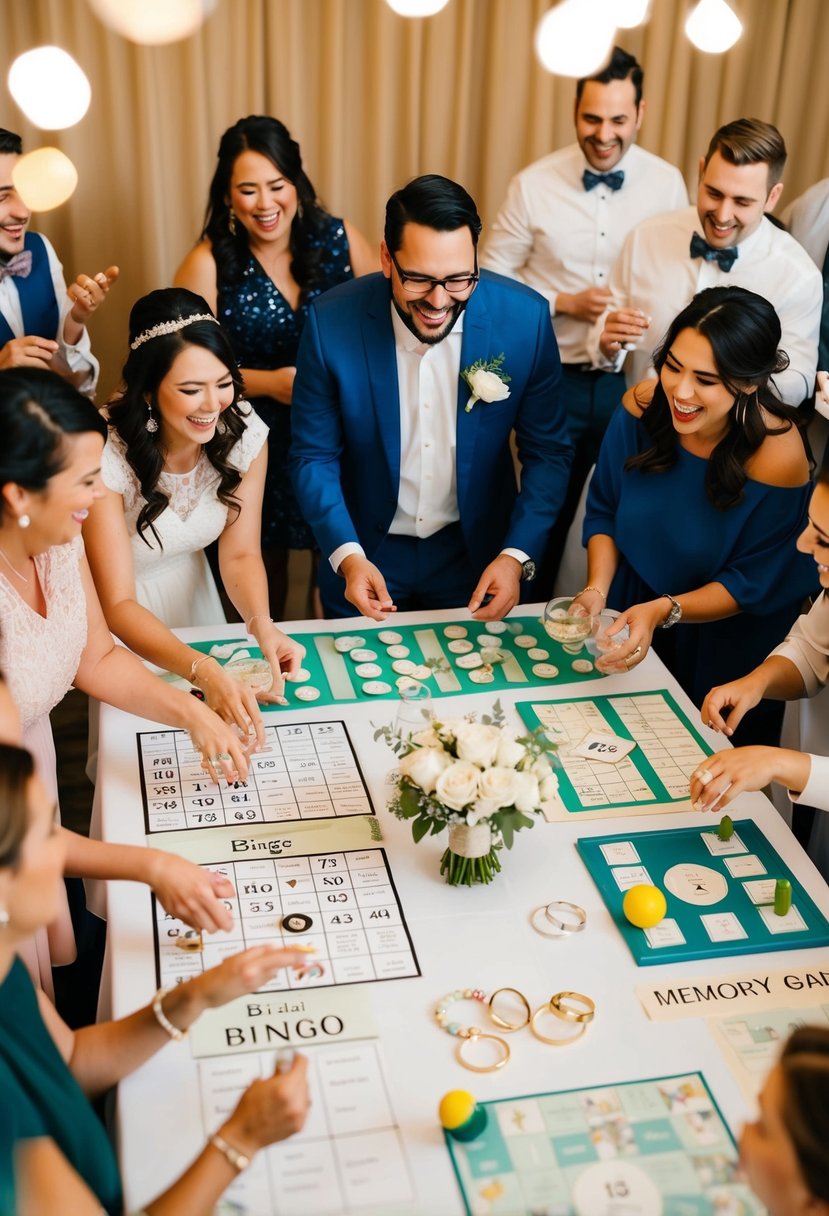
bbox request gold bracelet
[152,986,187,1041]
[579,585,606,602]
[188,654,212,684]
[246,613,274,633]
[549,990,596,1024]
[488,987,531,1031]
[209,1132,251,1173]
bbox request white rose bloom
[478,766,519,809]
[410,727,442,749]
[513,770,541,813]
[399,746,453,794]
[532,756,554,781]
[453,722,502,768]
[467,368,510,402]
[540,773,560,802]
[435,760,481,811]
[495,734,527,769]
[467,797,498,826]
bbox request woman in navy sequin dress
[175,116,376,616]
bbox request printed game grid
[612,694,709,799]
[154,846,421,991]
[137,721,374,833]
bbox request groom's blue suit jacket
[289,270,572,576]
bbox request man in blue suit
[290,175,572,620]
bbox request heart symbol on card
[286,879,298,888]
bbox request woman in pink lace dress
[0,369,253,992]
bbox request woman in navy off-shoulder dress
[574,286,818,747]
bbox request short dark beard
[391,294,466,346]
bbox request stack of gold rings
[530,900,587,937]
[434,989,510,1072]
[623,645,642,669]
[531,991,595,1045]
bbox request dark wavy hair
[0,741,35,871]
[107,289,248,548]
[200,115,331,295]
[0,368,106,523]
[779,1026,829,1201]
[384,174,482,255]
[626,286,802,510]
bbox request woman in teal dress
[175,115,376,617]
[0,738,313,1214]
[576,286,817,747]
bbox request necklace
[0,544,29,583]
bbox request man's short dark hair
[0,129,23,156]
[703,118,787,189]
[575,46,643,107]
[384,174,482,255]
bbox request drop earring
[18,513,30,529]
[228,209,237,237]
[146,403,159,434]
[0,906,9,928]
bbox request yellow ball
[439,1090,476,1130]
[623,884,667,929]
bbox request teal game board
[578,821,829,966]
[445,1072,762,1216]
[187,615,601,710]
[517,691,713,817]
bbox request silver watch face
[662,601,682,628]
[521,560,537,582]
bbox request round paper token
[480,647,507,664]
[286,667,311,683]
[294,685,321,701]
[571,659,594,674]
[362,680,392,696]
[443,625,468,639]
[533,663,560,679]
[386,644,410,659]
[334,635,364,653]
[514,634,538,648]
[562,641,585,655]
[355,662,383,678]
[349,648,377,663]
[395,675,419,691]
[448,639,474,654]
[392,659,416,675]
[469,668,495,684]
[456,652,483,670]
[483,620,507,634]
[378,630,403,645]
[282,913,313,934]
[527,648,549,661]
[476,635,501,650]
[411,665,432,680]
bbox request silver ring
[544,900,587,934]
[697,769,713,786]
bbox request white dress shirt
[0,232,99,395]
[782,178,829,268]
[586,206,822,405]
[481,143,688,365]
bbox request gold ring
[549,991,595,1024]
[488,987,531,1031]
[544,901,587,934]
[531,905,573,937]
[455,1029,510,1072]
[623,653,633,668]
[530,1004,587,1046]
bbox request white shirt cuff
[329,542,365,575]
[789,753,829,813]
[500,547,530,568]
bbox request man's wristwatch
[520,559,537,583]
[659,593,682,629]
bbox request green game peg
[774,879,792,917]
[718,814,734,841]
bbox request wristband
[152,986,187,1041]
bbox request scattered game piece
[571,659,594,674]
[378,631,403,645]
[774,878,792,916]
[448,639,474,654]
[514,635,538,648]
[175,928,203,952]
[563,641,586,655]
[456,653,483,670]
[439,1090,488,1142]
[527,648,549,661]
[349,648,377,663]
[396,675,419,691]
[411,665,432,680]
[286,667,311,683]
[485,621,507,634]
[282,913,314,933]
[718,814,734,841]
[386,645,410,659]
[443,625,468,639]
[295,686,321,701]
[392,659,417,675]
[225,658,273,692]
[355,663,383,678]
[469,669,495,684]
[362,681,393,695]
[622,884,667,929]
[333,635,364,653]
[209,641,243,659]
[532,663,559,679]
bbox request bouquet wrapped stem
[440,822,503,885]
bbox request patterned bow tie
[582,169,624,192]
[690,232,738,273]
[0,250,32,282]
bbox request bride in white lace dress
[83,290,303,740]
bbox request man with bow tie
[592,118,822,407]
[482,47,687,589]
[0,128,118,395]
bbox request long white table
[98,607,829,1215]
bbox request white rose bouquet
[376,702,558,886]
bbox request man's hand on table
[468,554,522,620]
[340,554,397,621]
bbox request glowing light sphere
[685,0,743,53]
[86,0,217,45]
[535,0,616,79]
[385,0,450,14]
[12,148,78,212]
[615,0,652,28]
[8,47,91,130]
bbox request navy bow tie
[690,232,738,273]
[0,250,32,282]
[583,169,624,192]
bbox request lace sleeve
[100,432,132,496]
[229,408,269,474]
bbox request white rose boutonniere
[461,353,511,413]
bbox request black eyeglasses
[388,248,479,298]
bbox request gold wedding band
[530,1004,587,1046]
[549,990,596,1024]
[455,1029,510,1072]
[488,987,531,1032]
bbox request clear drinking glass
[395,681,433,738]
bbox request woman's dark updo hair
[0,742,35,872]
[626,285,802,509]
[108,288,247,547]
[779,1025,829,1202]
[201,115,331,296]
[0,368,106,522]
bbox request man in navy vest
[0,129,118,395]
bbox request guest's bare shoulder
[622,378,656,418]
[747,417,810,488]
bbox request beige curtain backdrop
[3,0,829,395]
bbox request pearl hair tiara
[130,313,219,350]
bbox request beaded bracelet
[579,585,606,603]
[152,986,187,1041]
[434,988,510,1072]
